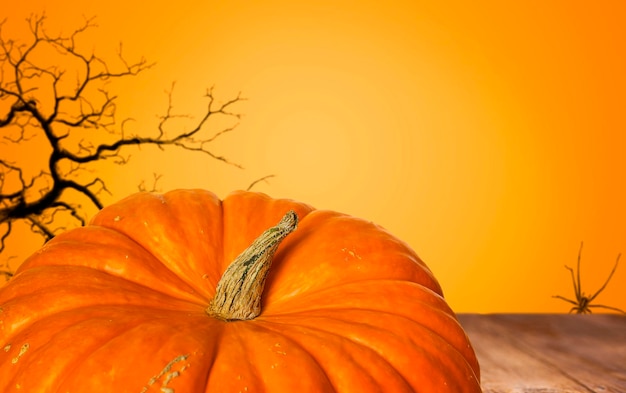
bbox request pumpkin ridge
[266,307,478,380]
[257,312,478,392]
[1,306,195,391]
[262,278,448,315]
[260,279,479,376]
[0,297,204,347]
[253,318,413,391]
[85,226,212,300]
[209,322,337,392]
[17,265,206,308]
[54,317,185,390]
[77,263,213,307]
[205,323,265,391]
[261,211,444,302]
[239,321,340,391]
[42,313,159,390]
[18,226,210,304]
[95,226,216,301]
[90,190,225,299]
[0,268,207,344]
[6,306,222,392]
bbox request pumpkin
[0,190,481,392]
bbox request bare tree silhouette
[0,15,246,280]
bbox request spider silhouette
[553,242,626,314]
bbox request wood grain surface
[457,314,626,393]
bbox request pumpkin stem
[207,210,298,321]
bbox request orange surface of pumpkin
[0,190,481,392]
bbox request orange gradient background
[3,1,626,313]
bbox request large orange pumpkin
[0,190,480,392]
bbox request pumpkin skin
[0,190,480,392]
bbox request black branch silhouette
[0,15,246,279]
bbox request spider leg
[552,295,578,306]
[588,304,626,314]
[575,241,583,302]
[563,265,580,303]
[588,253,621,302]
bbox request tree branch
[0,14,246,278]
[247,175,276,191]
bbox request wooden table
[457,314,626,393]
